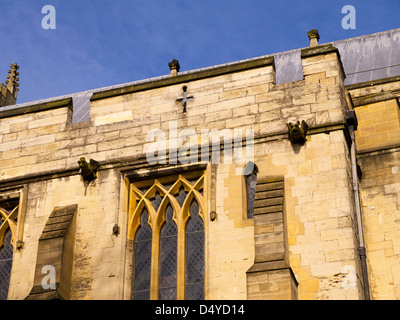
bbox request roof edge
[90,56,275,101]
[5,27,400,111]
[0,97,72,119]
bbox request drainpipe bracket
[358,246,367,257]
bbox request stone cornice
[0,98,72,119]
[91,56,275,101]
[345,75,400,91]
[0,121,350,188]
[350,92,399,107]
[300,44,339,59]
[300,44,346,80]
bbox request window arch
[0,197,19,300]
[129,170,206,300]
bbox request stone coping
[0,98,72,119]
[90,56,276,101]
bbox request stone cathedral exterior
[0,28,400,300]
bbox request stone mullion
[176,213,186,300]
[174,177,186,300]
[177,185,193,300]
[149,180,164,301]
[150,223,161,300]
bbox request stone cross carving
[177,86,193,113]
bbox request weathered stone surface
[25,204,78,300]
[3,33,394,301]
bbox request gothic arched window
[0,197,19,300]
[129,170,205,300]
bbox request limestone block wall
[0,43,366,299]
[346,76,400,300]
[353,99,400,152]
[347,77,400,152]
[359,150,400,299]
[7,170,125,300]
[206,163,255,299]
[251,131,363,300]
[1,47,348,183]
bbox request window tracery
[129,171,206,300]
[0,197,19,300]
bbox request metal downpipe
[346,110,371,300]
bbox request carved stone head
[77,157,100,182]
[287,120,309,144]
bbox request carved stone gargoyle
[78,157,100,182]
[287,120,309,144]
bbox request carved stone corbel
[77,157,100,183]
[287,120,309,145]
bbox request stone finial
[307,29,320,47]
[168,59,180,76]
[5,63,20,98]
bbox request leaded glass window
[0,197,19,301]
[132,209,152,300]
[128,170,205,300]
[159,205,177,300]
[0,230,14,300]
[185,200,205,300]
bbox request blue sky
[0,0,399,104]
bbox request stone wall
[0,43,368,299]
[359,149,400,299]
[347,77,400,152]
[347,76,400,300]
